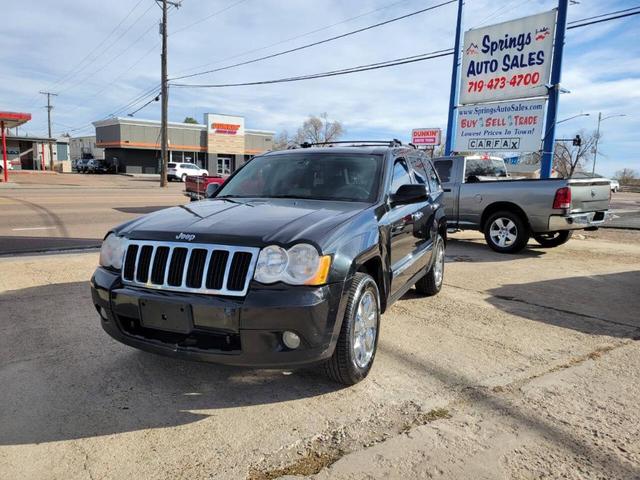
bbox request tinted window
[390,159,412,194]
[408,156,428,186]
[425,160,442,193]
[464,158,507,180]
[434,160,452,183]
[168,163,176,168]
[216,153,382,202]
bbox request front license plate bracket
[139,299,193,334]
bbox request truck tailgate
[568,179,610,212]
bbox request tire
[533,230,573,248]
[181,174,187,182]
[484,211,529,253]
[415,234,445,296]
[323,272,380,385]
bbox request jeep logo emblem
[176,232,196,241]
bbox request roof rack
[299,139,406,148]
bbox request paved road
[607,191,640,229]
[1,229,639,479]
[0,174,186,254]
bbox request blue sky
[1,0,638,177]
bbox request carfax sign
[454,98,546,153]
[459,10,556,104]
[411,128,441,145]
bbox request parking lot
[1,174,640,479]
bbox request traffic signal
[572,135,582,147]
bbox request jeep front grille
[121,240,259,297]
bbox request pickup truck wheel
[415,234,445,296]
[484,211,529,253]
[533,230,573,248]
[323,272,380,385]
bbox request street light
[557,113,590,124]
[592,113,627,175]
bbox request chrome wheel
[433,239,445,287]
[351,289,378,369]
[489,217,517,248]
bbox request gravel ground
[1,230,639,479]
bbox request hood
[116,198,367,249]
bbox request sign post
[540,0,569,179]
[444,0,464,156]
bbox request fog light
[282,331,301,350]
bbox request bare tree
[615,168,638,185]
[553,130,598,178]
[297,113,344,145]
[272,130,296,151]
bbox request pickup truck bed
[432,155,611,253]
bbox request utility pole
[39,91,58,171]
[591,112,626,175]
[158,0,181,188]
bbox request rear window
[168,163,176,168]
[434,160,452,183]
[464,158,507,180]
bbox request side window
[425,160,442,193]
[408,156,428,186]
[434,160,452,183]
[390,159,412,194]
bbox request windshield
[464,158,507,180]
[215,153,383,202]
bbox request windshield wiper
[268,194,316,200]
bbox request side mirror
[205,183,219,198]
[390,184,428,206]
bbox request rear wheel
[484,211,529,253]
[415,234,445,296]
[533,230,573,248]
[323,273,380,385]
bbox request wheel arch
[354,255,387,313]
[480,202,530,233]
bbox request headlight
[99,233,126,270]
[254,243,331,285]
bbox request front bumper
[90,267,347,368]
[548,210,612,231]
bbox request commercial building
[93,114,274,174]
[1,134,69,171]
[69,135,104,160]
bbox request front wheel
[533,230,573,248]
[415,234,445,296]
[484,211,529,253]
[323,273,380,385]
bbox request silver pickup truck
[432,155,611,253]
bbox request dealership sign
[454,98,545,153]
[411,128,441,145]
[459,10,556,104]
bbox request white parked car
[610,179,620,193]
[167,162,208,182]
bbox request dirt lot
[1,227,639,479]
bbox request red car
[184,174,227,201]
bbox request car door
[433,157,459,228]
[385,157,428,296]
[409,155,438,269]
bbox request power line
[171,49,454,88]
[171,0,251,35]
[566,7,640,29]
[170,0,456,81]
[170,6,640,90]
[567,5,640,25]
[171,0,420,77]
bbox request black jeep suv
[91,142,447,385]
